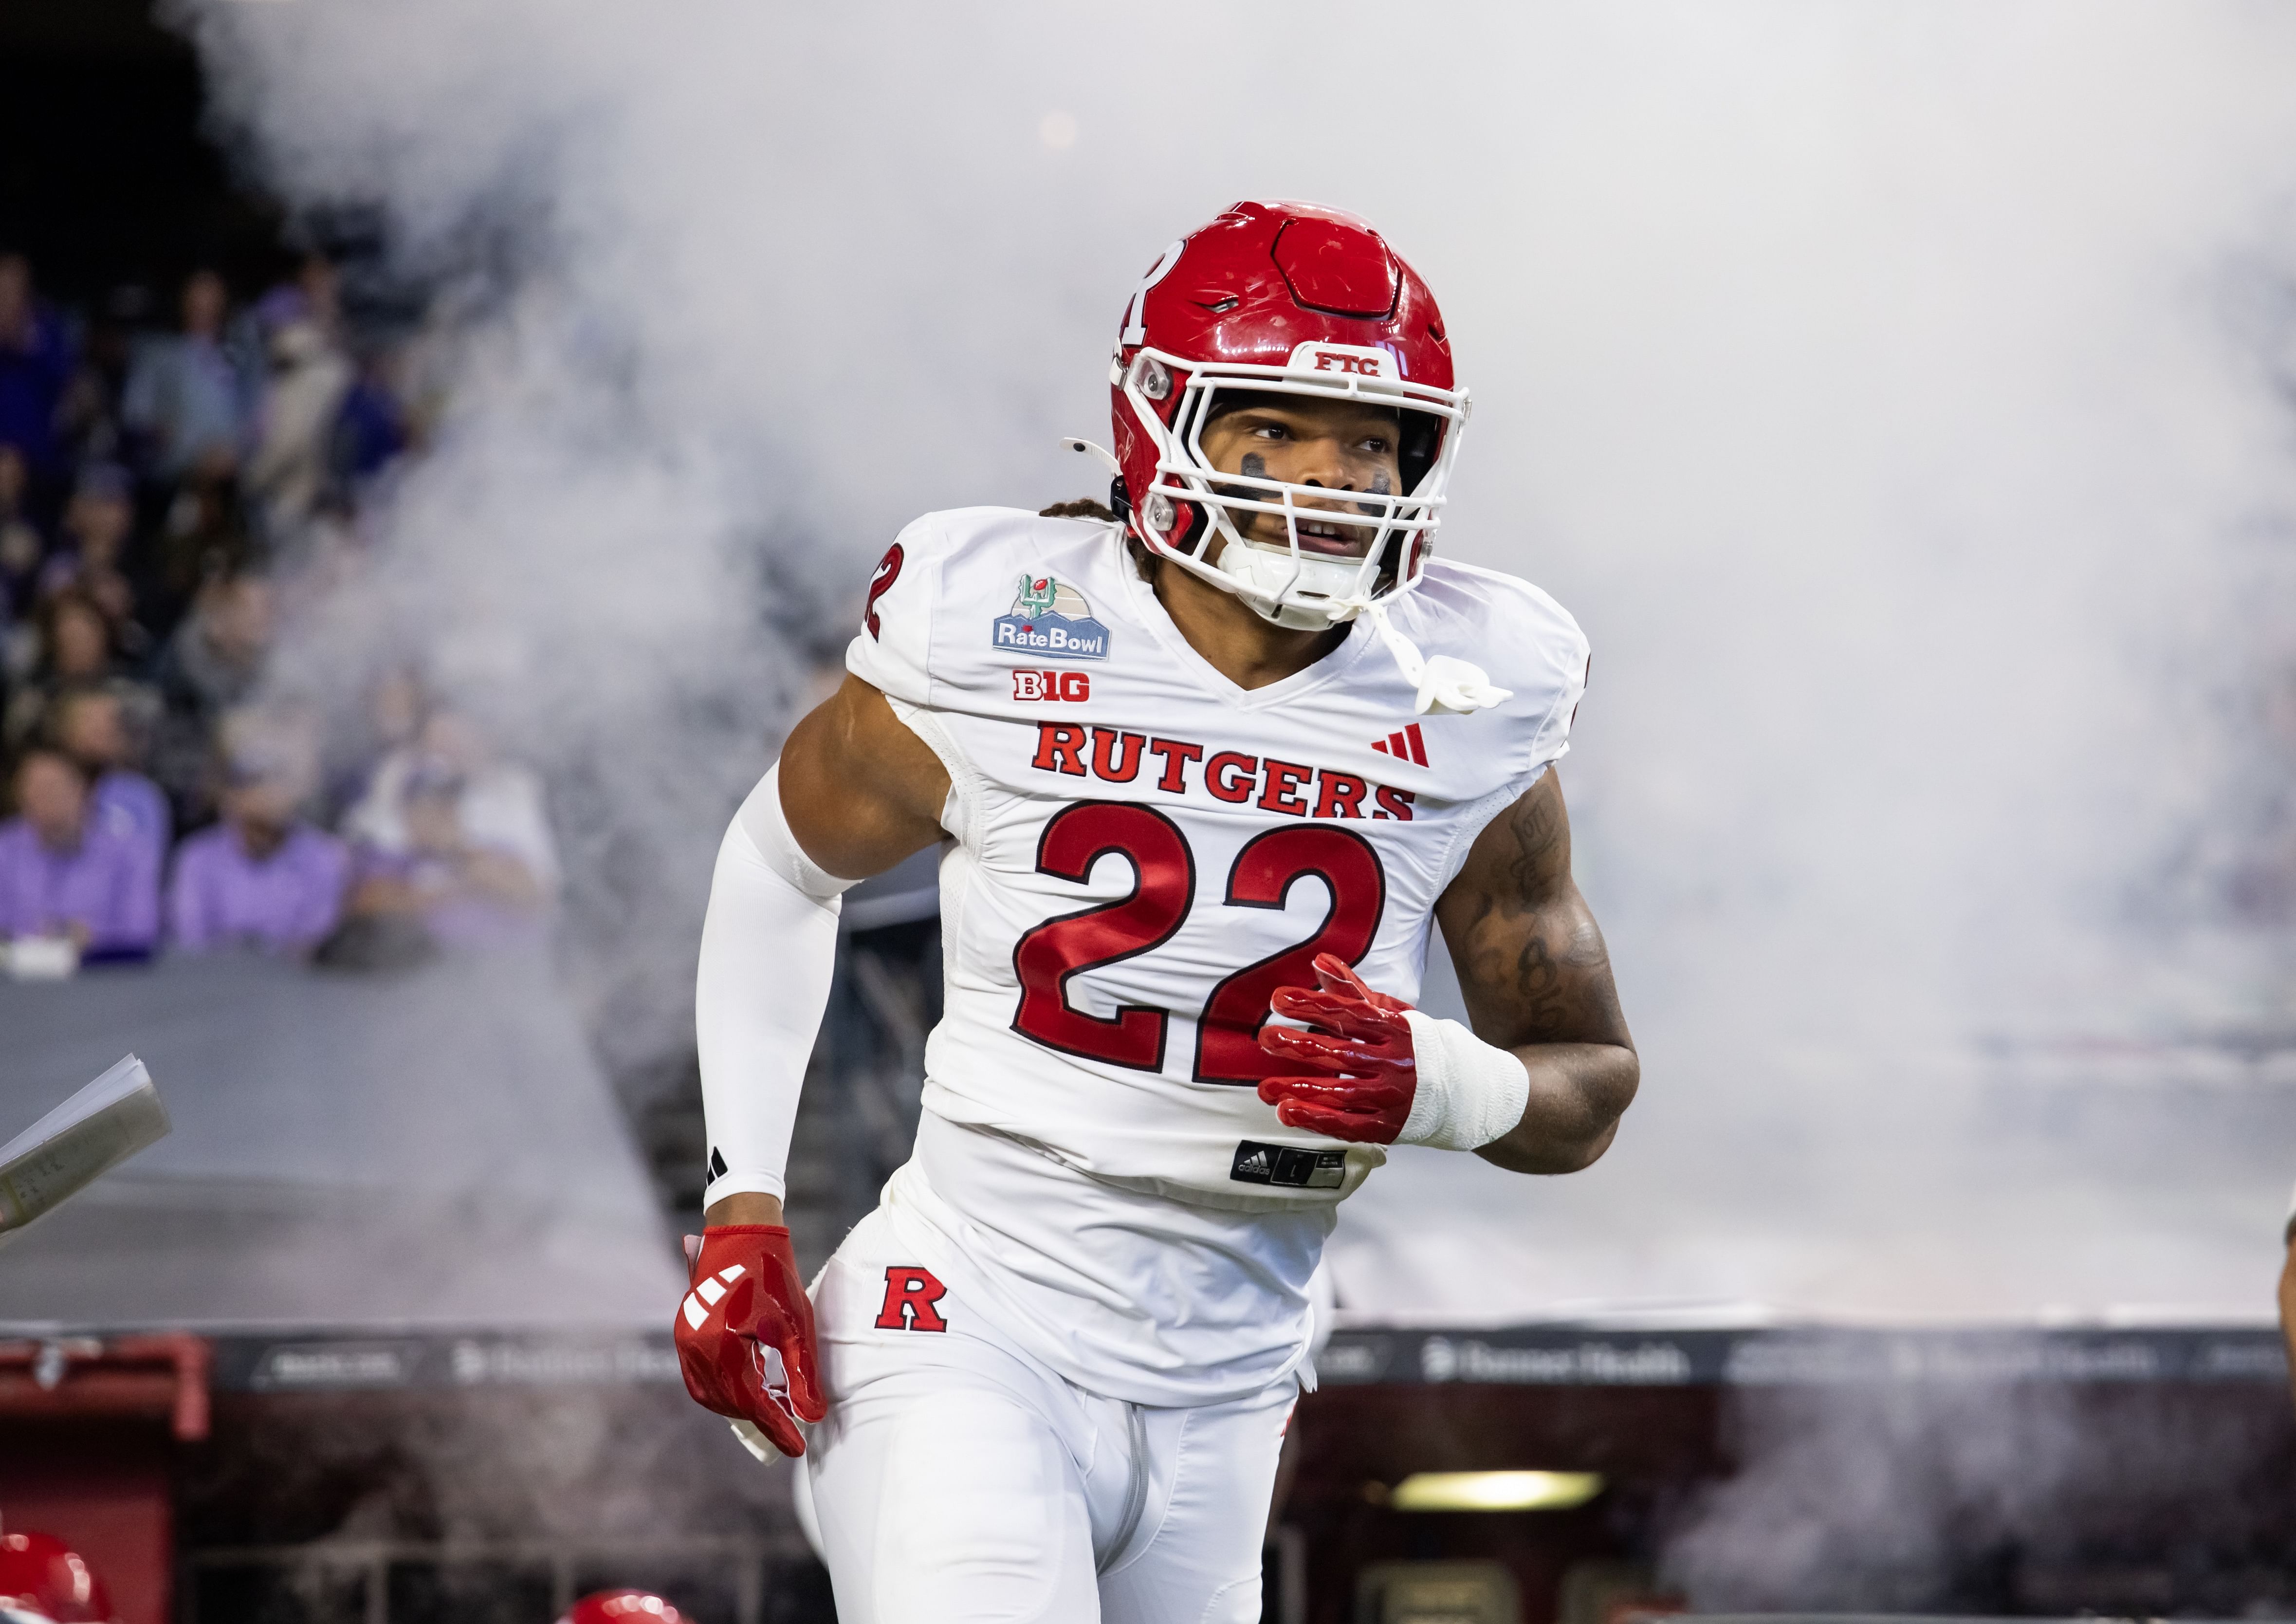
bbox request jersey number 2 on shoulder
[1010,801,1387,1082]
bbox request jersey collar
[1117,546,1379,713]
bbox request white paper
[0,1054,170,1238]
[2,937,79,981]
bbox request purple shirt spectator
[91,769,170,876]
[168,823,349,955]
[0,819,157,953]
[350,844,543,949]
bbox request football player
[677,200,1638,1623]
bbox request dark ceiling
[0,0,287,309]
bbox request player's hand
[1255,954,1418,1144]
[675,1225,827,1456]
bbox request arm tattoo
[1506,934,1571,1039]
[1502,782,1566,912]
[1437,772,1637,1169]
[1447,776,1624,1048]
[1466,780,1565,928]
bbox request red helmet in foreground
[1101,199,1469,633]
[557,1591,686,1624]
[0,1530,115,1624]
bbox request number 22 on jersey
[1010,801,1387,1084]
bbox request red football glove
[675,1224,827,1456]
[1255,953,1418,1144]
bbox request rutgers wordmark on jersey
[847,507,1588,1211]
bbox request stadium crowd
[0,249,558,973]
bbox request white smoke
[1655,1375,2289,1609]
[165,0,2296,1311]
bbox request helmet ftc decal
[992,572,1110,662]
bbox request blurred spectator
[4,590,127,752]
[147,468,253,637]
[344,709,558,947]
[247,260,353,531]
[0,253,76,480]
[60,281,150,468]
[0,744,159,958]
[169,712,349,956]
[344,711,556,880]
[295,253,343,336]
[326,663,426,822]
[372,664,426,745]
[38,462,145,649]
[333,349,410,488]
[49,683,168,880]
[0,443,42,632]
[122,268,248,483]
[151,570,272,808]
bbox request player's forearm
[2278,1241,2296,1406]
[1474,1041,1639,1174]
[696,765,850,1211]
[705,1191,785,1227]
[696,683,944,1221]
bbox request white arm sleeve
[696,763,856,1208]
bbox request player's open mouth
[1288,517,1365,557]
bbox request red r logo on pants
[875,1266,950,1332]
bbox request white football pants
[802,1204,1297,1624]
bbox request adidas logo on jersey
[1370,722,1429,767]
[1230,1139,1347,1190]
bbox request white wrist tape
[1396,1010,1531,1151]
[696,764,855,1206]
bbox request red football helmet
[1099,200,1469,634]
[557,1590,685,1624]
[0,1530,115,1624]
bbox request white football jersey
[843,507,1588,1401]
